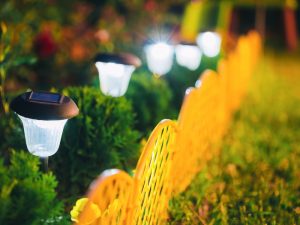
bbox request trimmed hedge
[52,86,140,201]
[126,71,176,136]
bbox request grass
[168,53,300,225]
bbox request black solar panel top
[29,92,62,104]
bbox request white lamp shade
[95,62,135,97]
[18,115,67,157]
[144,42,174,76]
[175,44,202,70]
[196,32,221,57]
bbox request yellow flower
[70,198,101,225]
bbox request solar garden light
[10,91,79,169]
[94,53,141,97]
[196,31,222,58]
[175,41,202,70]
[144,42,174,76]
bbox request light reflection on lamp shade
[95,62,135,97]
[196,32,221,57]
[175,44,202,70]
[144,42,174,76]
[18,115,67,157]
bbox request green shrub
[126,71,176,136]
[0,150,69,225]
[51,86,140,201]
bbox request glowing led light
[144,42,174,76]
[175,44,202,70]
[196,32,221,57]
[95,62,135,97]
[10,91,79,161]
[94,53,140,97]
[18,115,67,157]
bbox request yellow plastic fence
[129,119,177,225]
[71,119,177,225]
[172,69,222,194]
[71,31,261,225]
[72,169,133,225]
